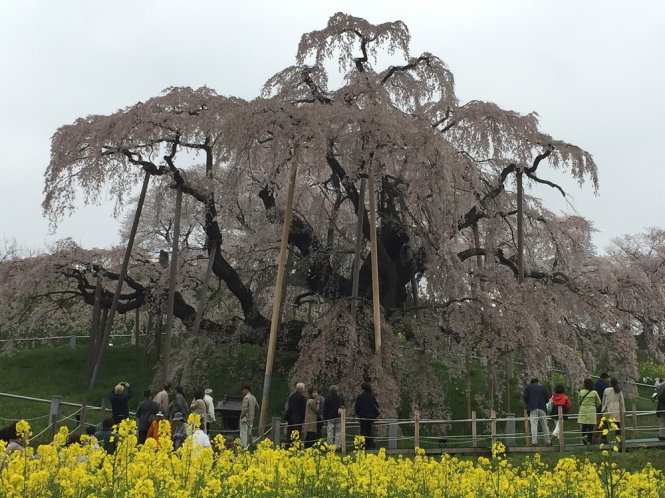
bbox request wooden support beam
[367,162,382,359]
[259,160,299,431]
[161,184,183,385]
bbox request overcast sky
[1,0,663,254]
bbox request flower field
[1,420,663,497]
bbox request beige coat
[190,398,208,423]
[302,398,319,434]
[240,392,259,423]
[601,387,624,422]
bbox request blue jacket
[523,383,548,413]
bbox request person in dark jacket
[354,383,379,449]
[323,385,345,450]
[94,417,117,454]
[109,381,133,424]
[657,383,665,441]
[284,382,307,446]
[136,388,160,444]
[523,378,550,446]
[592,372,610,442]
[168,386,189,421]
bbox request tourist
[147,410,166,447]
[204,388,216,433]
[578,378,602,444]
[109,381,133,424]
[354,382,380,449]
[523,378,551,446]
[550,384,572,439]
[655,378,665,389]
[315,389,326,437]
[284,382,307,446]
[153,382,171,416]
[593,373,610,442]
[191,422,212,454]
[190,390,207,425]
[323,385,345,450]
[0,422,26,455]
[657,383,665,441]
[136,388,160,444]
[171,412,187,450]
[95,417,117,454]
[169,386,189,420]
[601,378,625,439]
[303,387,321,448]
[240,385,259,449]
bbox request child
[551,384,572,438]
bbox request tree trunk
[181,239,218,388]
[160,184,183,385]
[89,172,151,388]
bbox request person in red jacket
[551,384,572,439]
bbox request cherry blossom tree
[37,13,638,414]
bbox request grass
[0,339,296,443]
[1,340,663,461]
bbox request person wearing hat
[136,388,160,444]
[204,388,215,433]
[147,410,166,447]
[171,412,187,450]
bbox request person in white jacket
[204,388,216,433]
[601,378,624,440]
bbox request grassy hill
[1,341,662,449]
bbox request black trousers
[286,424,302,446]
[359,419,375,448]
[137,429,148,444]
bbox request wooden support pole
[631,399,637,441]
[471,410,477,448]
[161,184,183,385]
[367,162,382,359]
[516,170,524,283]
[259,160,299,431]
[340,407,347,454]
[351,177,366,321]
[272,417,281,445]
[524,409,530,446]
[414,409,420,451]
[557,405,564,452]
[620,400,627,453]
[89,172,151,388]
[491,409,497,448]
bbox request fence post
[524,409,530,446]
[77,400,88,433]
[340,407,346,454]
[471,410,477,447]
[271,417,281,445]
[631,399,637,441]
[504,412,515,447]
[490,409,497,448]
[620,401,627,453]
[69,335,77,349]
[50,395,62,441]
[557,405,564,452]
[388,417,397,450]
[414,409,420,451]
